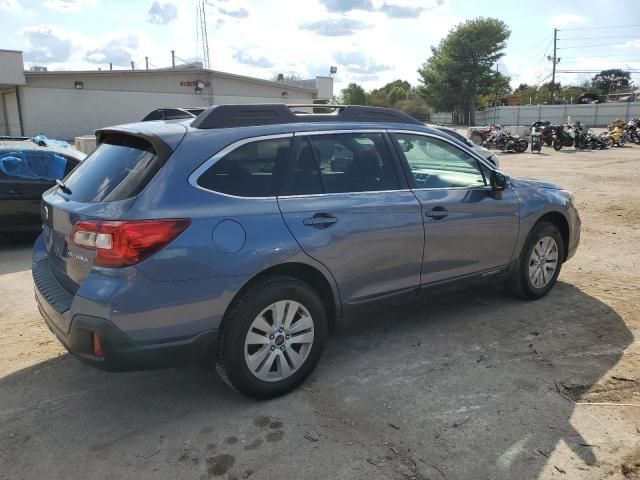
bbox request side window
[393,134,485,189]
[197,137,291,197]
[281,132,400,195]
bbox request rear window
[61,135,162,203]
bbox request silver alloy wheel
[244,300,315,382]
[528,236,559,289]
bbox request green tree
[418,17,511,124]
[591,69,631,95]
[389,85,409,104]
[271,73,302,83]
[340,83,367,105]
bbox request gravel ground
[0,144,639,480]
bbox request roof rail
[190,104,423,129]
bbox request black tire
[517,139,528,153]
[507,222,564,300]
[216,275,328,399]
[552,139,563,151]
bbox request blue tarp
[0,150,67,181]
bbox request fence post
[516,106,520,126]
[625,101,631,121]
[538,105,542,122]
[563,103,568,124]
[593,102,599,127]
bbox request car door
[0,172,53,231]
[277,131,424,304]
[390,131,520,285]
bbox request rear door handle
[303,213,337,228]
[425,207,448,220]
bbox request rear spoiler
[95,128,174,161]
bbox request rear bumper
[33,253,219,371]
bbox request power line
[557,43,625,49]
[558,35,640,40]
[523,33,552,55]
[556,69,640,73]
[561,54,640,59]
[558,24,640,31]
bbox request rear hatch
[41,127,183,293]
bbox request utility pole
[548,28,560,104]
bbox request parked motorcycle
[469,125,501,146]
[602,125,625,147]
[624,120,640,144]
[571,123,591,150]
[586,131,610,150]
[531,121,553,146]
[483,129,528,153]
[551,125,575,150]
[530,130,543,153]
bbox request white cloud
[148,1,178,24]
[300,17,372,36]
[22,25,76,63]
[334,50,391,75]
[549,14,587,28]
[85,33,140,66]
[0,0,21,11]
[233,47,274,68]
[618,39,640,49]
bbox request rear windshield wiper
[56,179,72,194]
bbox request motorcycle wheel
[544,138,553,146]
[552,139,562,151]
[517,139,528,153]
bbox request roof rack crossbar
[190,104,423,129]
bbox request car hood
[510,177,561,190]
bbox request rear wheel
[507,222,564,300]
[216,275,328,399]
[517,139,528,153]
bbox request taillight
[70,219,190,268]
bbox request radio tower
[197,0,214,105]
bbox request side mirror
[491,171,509,191]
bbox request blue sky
[1,0,639,94]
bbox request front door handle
[425,207,448,220]
[303,213,337,228]
[9,189,23,197]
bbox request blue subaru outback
[33,104,580,398]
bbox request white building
[0,50,333,140]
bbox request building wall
[20,87,209,139]
[21,69,319,139]
[0,50,25,86]
[1,88,21,135]
[24,70,318,99]
[20,87,315,139]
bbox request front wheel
[552,139,563,151]
[216,275,328,399]
[506,222,564,300]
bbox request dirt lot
[1,145,639,480]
